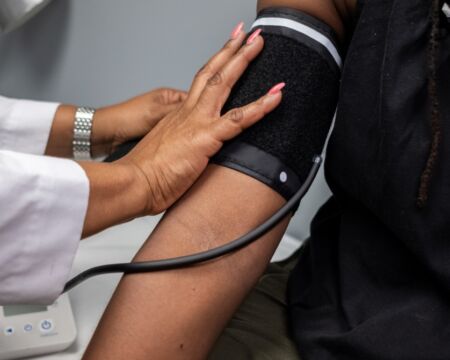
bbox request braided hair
[416,0,446,208]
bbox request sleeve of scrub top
[0,150,89,305]
[0,95,59,154]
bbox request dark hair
[416,0,445,208]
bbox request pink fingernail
[268,82,286,95]
[246,28,262,45]
[231,22,244,40]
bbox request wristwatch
[73,107,95,161]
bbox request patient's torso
[288,0,450,358]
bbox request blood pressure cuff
[211,7,342,202]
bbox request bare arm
[44,90,186,158]
[83,1,355,359]
[258,0,356,39]
[49,29,281,239]
[84,165,289,359]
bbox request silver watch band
[73,107,95,160]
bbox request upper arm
[83,1,347,359]
[257,0,357,39]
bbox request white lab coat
[0,0,53,33]
[0,96,89,305]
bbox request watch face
[0,0,53,33]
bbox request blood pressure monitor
[0,294,77,360]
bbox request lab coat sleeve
[0,150,89,305]
[0,95,59,155]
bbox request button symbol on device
[4,327,14,336]
[39,319,53,333]
[24,323,33,332]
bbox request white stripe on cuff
[251,17,342,68]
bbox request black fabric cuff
[253,7,342,74]
[211,141,302,201]
[211,7,340,207]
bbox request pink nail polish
[231,22,244,40]
[246,28,262,45]
[268,82,286,95]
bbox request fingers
[154,102,182,119]
[186,22,246,106]
[167,89,188,104]
[198,30,264,115]
[157,88,188,104]
[211,83,285,142]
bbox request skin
[82,0,357,359]
[45,88,187,159]
[46,30,283,238]
[258,0,357,39]
[45,89,188,238]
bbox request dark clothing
[288,1,450,359]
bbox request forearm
[45,104,116,158]
[83,1,356,357]
[44,105,75,157]
[43,104,148,237]
[83,165,290,359]
[79,161,147,238]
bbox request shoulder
[256,0,357,40]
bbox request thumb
[212,84,284,142]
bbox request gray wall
[0,0,331,240]
[0,0,256,104]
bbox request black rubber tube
[63,156,322,293]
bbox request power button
[39,319,54,333]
